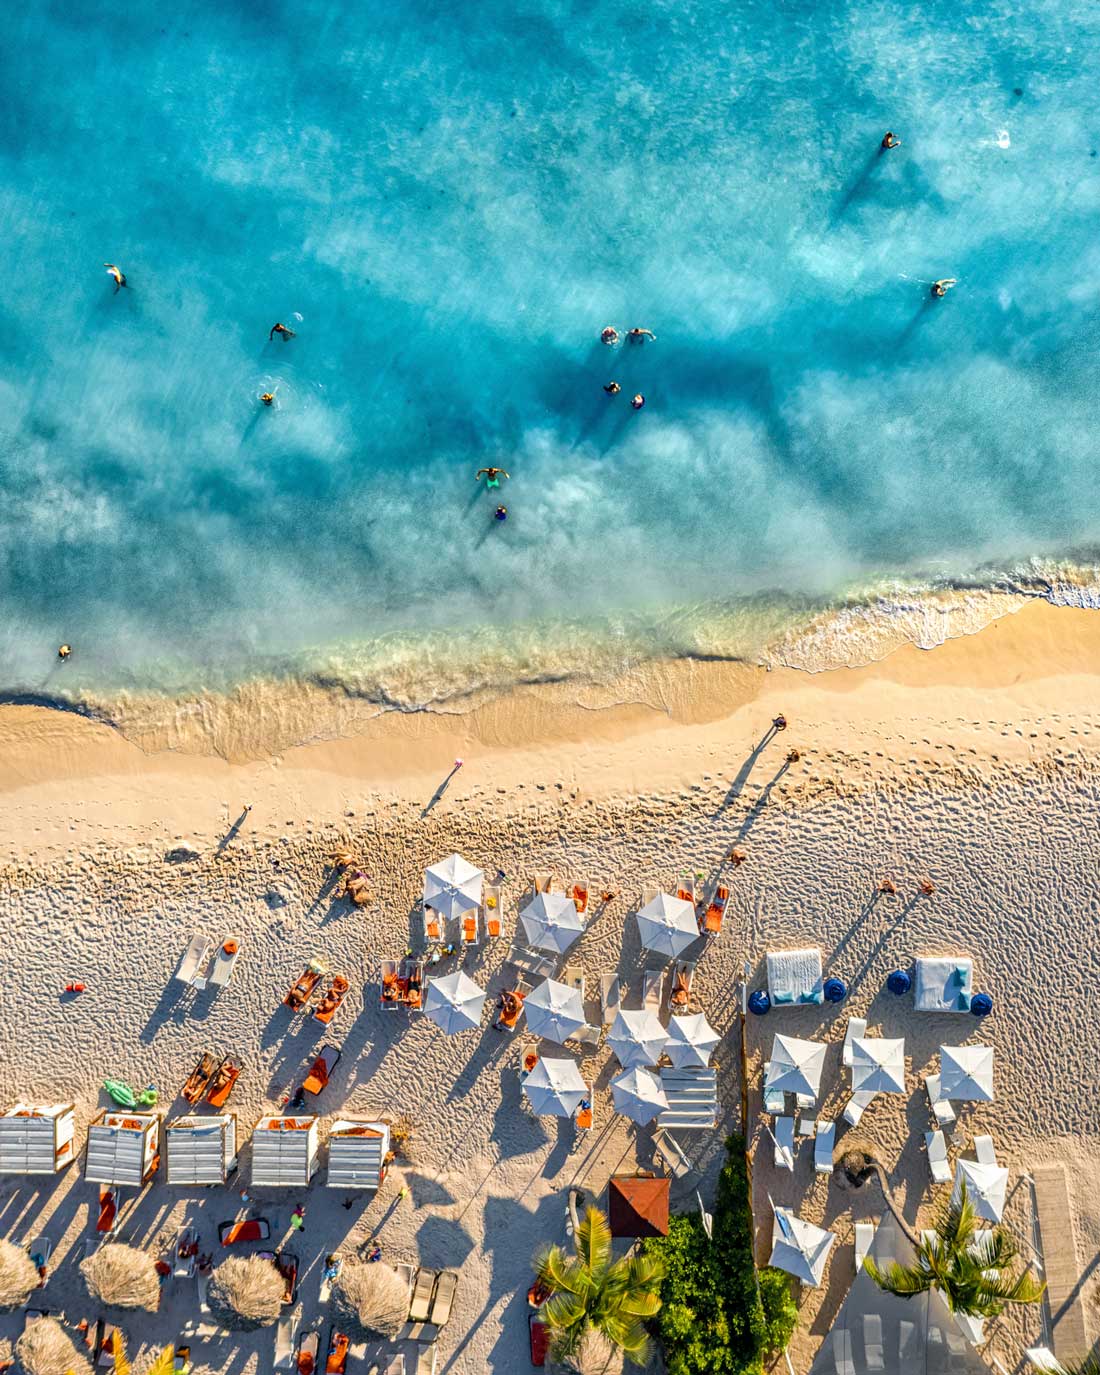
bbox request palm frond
[939,1184,980,1251]
[536,1245,584,1296]
[971,1227,1018,1272]
[864,1258,932,1298]
[574,1207,612,1279]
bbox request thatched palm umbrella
[208,1255,285,1329]
[0,1238,40,1308]
[15,1317,93,1375]
[332,1260,409,1339]
[79,1242,160,1310]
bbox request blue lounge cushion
[773,990,796,1005]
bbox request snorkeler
[604,382,621,395]
[881,131,901,149]
[600,326,619,345]
[631,394,645,410]
[494,505,508,522]
[930,278,957,298]
[261,392,275,406]
[476,467,510,489]
[627,327,656,342]
[104,263,126,292]
[57,644,72,661]
[269,322,296,341]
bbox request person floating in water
[104,263,126,292]
[881,131,901,150]
[269,322,296,341]
[604,382,621,395]
[476,466,510,489]
[930,278,957,298]
[494,505,508,522]
[627,327,656,342]
[600,326,619,345]
[261,392,275,407]
[58,644,72,661]
[631,394,645,409]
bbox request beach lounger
[924,1073,956,1127]
[676,876,697,906]
[766,947,824,1005]
[219,1217,271,1245]
[599,975,621,1026]
[174,1225,198,1277]
[925,1130,952,1184]
[427,1270,458,1327]
[182,1051,217,1104]
[379,958,424,1012]
[96,1187,118,1234]
[506,944,555,980]
[422,905,443,944]
[417,1346,438,1375]
[914,956,974,1013]
[296,1329,320,1375]
[571,1023,603,1049]
[313,974,350,1024]
[209,937,241,990]
[533,873,557,894]
[575,1092,593,1133]
[814,1120,835,1174]
[762,1065,785,1116]
[206,1055,242,1107]
[974,1134,997,1166]
[529,1313,549,1368]
[285,958,327,1012]
[495,987,526,1032]
[571,880,589,915]
[175,934,214,990]
[654,1128,693,1179]
[643,968,665,1013]
[274,1310,297,1369]
[842,1018,867,1068]
[854,1221,875,1272]
[774,1116,795,1170]
[326,1328,350,1373]
[482,884,503,939]
[830,1329,856,1375]
[641,884,660,907]
[461,909,480,947]
[701,885,729,935]
[668,962,695,1014]
[562,963,585,997]
[408,1268,437,1323]
[843,1091,876,1127]
[197,1267,211,1312]
[863,1314,885,1372]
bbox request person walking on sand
[269,321,296,341]
[476,466,510,489]
[930,278,957,298]
[881,131,900,149]
[627,326,656,342]
[772,713,787,731]
[290,1204,306,1232]
[104,263,127,292]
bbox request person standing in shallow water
[604,382,621,395]
[600,326,619,345]
[104,263,126,291]
[476,467,509,490]
[881,131,900,149]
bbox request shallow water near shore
[1,0,1099,734]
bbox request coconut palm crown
[864,1182,1045,1319]
[534,1204,663,1367]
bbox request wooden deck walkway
[1033,1164,1092,1364]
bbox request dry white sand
[0,601,1098,1372]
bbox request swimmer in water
[604,382,621,395]
[104,263,126,292]
[881,131,900,150]
[631,394,645,410]
[58,644,72,660]
[261,392,275,406]
[494,505,508,522]
[269,322,296,341]
[627,327,656,342]
[930,278,957,298]
[476,467,510,490]
[600,326,619,345]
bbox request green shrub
[643,1135,782,1375]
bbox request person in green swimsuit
[476,467,510,490]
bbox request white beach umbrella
[850,1036,907,1094]
[422,970,486,1035]
[607,1010,668,1069]
[954,1159,1009,1222]
[769,1206,836,1286]
[520,892,584,954]
[765,1034,826,1098]
[423,854,483,920]
[635,892,698,958]
[523,1059,588,1117]
[610,1067,668,1125]
[665,1013,720,1069]
[523,979,586,1044]
[940,1045,994,1102]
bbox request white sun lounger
[654,1128,692,1179]
[643,968,665,1012]
[274,1309,297,1368]
[925,1073,956,1127]
[174,934,213,990]
[843,1091,876,1127]
[762,1063,785,1115]
[571,1024,603,1049]
[925,1130,952,1184]
[774,1117,795,1170]
[482,885,503,939]
[863,1314,885,1372]
[842,1017,867,1068]
[208,937,241,990]
[974,1134,997,1166]
[599,975,621,1026]
[815,1120,835,1174]
[641,884,661,907]
[854,1221,875,1272]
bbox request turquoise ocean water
[1,0,1099,722]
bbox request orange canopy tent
[607,1176,670,1238]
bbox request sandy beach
[1,599,1098,1372]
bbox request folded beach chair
[599,975,621,1027]
[427,1270,458,1327]
[643,968,665,1013]
[408,1268,437,1324]
[571,880,589,915]
[676,876,697,906]
[462,909,480,947]
[762,1065,785,1115]
[303,1045,341,1095]
[175,934,214,990]
[507,944,555,980]
[925,1130,952,1184]
[668,962,694,1014]
[842,1017,867,1068]
[219,1217,270,1245]
[482,884,503,939]
[701,885,729,936]
[843,1091,876,1127]
[423,905,443,944]
[208,937,241,990]
[774,1116,795,1170]
[854,1221,875,1272]
[273,1310,296,1369]
[863,1314,885,1372]
[533,873,556,894]
[924,1073,956,1127]
[974,1134,997,1166]
[814,1120,835,1174]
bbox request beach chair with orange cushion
[495,988,526,1032]
[219,1217,271,1246]
[182,1052,217,1105]
[296,1329,319,1375]
[313,975,350,1025]
[284,959,327,1012]
[677,875,697,907]
[422,906,443,944]
[303,1045,341,1095]
[482,884,503,939]
[571,881,589,915]
[462,910,480,948]
[96,1187,117,1234]
[575,1093,593,1133]
[325,1328,349,1374]
[702,885,729,936]
[206,1055,241,1108]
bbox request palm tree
[534,1205,663,1368]
[864,1183,1045,1321]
